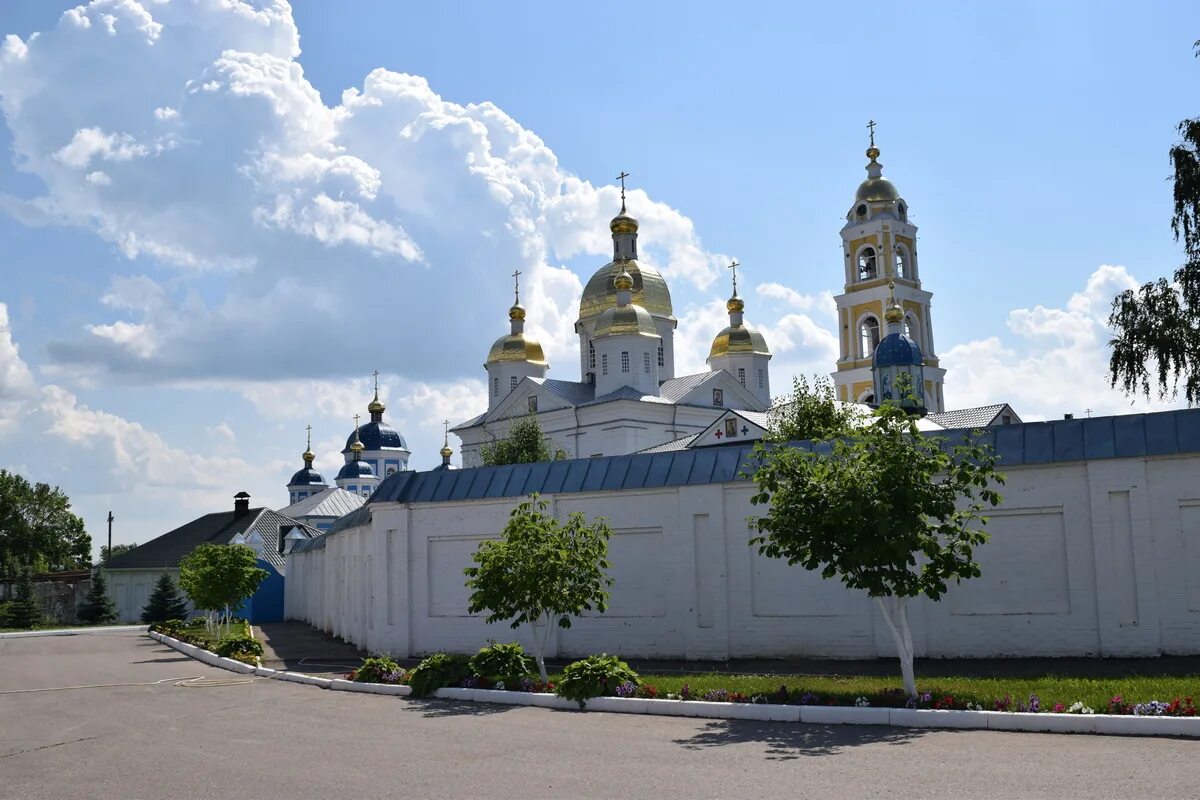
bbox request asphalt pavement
[0,631,1194,800]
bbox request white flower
[854,696,871,707]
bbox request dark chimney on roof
[234,491,251,518]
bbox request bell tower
[831,123,944,412]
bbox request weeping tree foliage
[464,494,613,682]
[481,413,553,466]
[749,404,1004,697]
[1109,40,1200,403]
[767,375,859,442]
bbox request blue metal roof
[286,409,1200,555]
[873,332,923,366]
[335,459,375,480]
[344,421,407,452]
[287,467,326,487]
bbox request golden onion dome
[367,394,385,415]
[350,438,365,454]
[727,295,745,314]
[509,303,526,321]
[486,332,547,365]
[856,176,899,203]
[594,302,658,338]
[614,269,633,291]
[884,281,904,324]
[439,444,453,458]
[302,449,315,463]
[579,260,674,322]
[708,323,770,360]
[610,210,639,235]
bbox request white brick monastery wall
[285,453,1200,660]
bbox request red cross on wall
[714,430,723,439]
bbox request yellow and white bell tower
[831,125,945,412]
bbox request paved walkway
[252,621,364,673]
[1,630,1196,800]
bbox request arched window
[862,393,875,405]
[895,245,910,279]
[621,351,630,373]
[588,342,595,369]
[860,316,880,358]
[657,344,664,367]
[904,313,921,346]
[858,247,877,281]
[510,376,518,391]
[492,376,499,397]
[737,367,746,386]
[601,353,608,375]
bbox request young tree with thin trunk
[464,494,613,682]
[178,543,268,637]
[749,404,1004,696]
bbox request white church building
[282,141,1200,663]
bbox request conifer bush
[8,570,41,629]
[141,573,189,624]
[77,569,118,625]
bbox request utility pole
[106,511,114,566]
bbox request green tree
[140,573,189,624]
[0,470,91,576]
[768,375,860,442]
[178,543,268,636]
[480,413,553,466]
[464,494,613,681]
[749,404,1004,696]
[1108,40,1200,403]
[8,569,41,629]
[77,569,118,625]
[100,543,138,565]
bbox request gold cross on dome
[728,259,740,295]
[867,119,877,147]
[616,170,630,210]
[512,269,521,303]
[353,413,361,430]
[443,419,450,447]
[305,424,312,451]
[372,369,380,394]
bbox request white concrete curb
[0,624,148,639]
[145,633,1200,737]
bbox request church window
[657,344,664,367]
[895,245,910,279]
[757,369,764,388]
[1001,414,1012,425]
[856,204,867,218]
[602,354,608,375]
[898,203,907,220]
[621,351,630,373]
[643,352,651,373]
[857,247,877,281]
[737,367,746,386]
[713,388,724,407]
[528,396,538,413]
[588,342,595,369]
[863,393,875,405]
[510,376,519,391]
[904,314,920,345]
[860,316,880,358]
[492,376,499,397]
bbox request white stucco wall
[285,452,1200,660]
[107,568,189,624]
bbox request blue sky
[0,0,1194,551]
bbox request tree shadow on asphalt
[132,656,193,664]
[403,698,527,718]
[673,720,924,760]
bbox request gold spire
[440,419,452,459]
[509,269,526,320]
[350,414,365,454]
[726,259,744,314]
[884,280,904,324]
[614,268,634,292]
[866,118,880,161]
[368,370,385,414]
[302,424,315,464]
[610,170,639,234]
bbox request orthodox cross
[1085,408,1093,418]
[512,269,521,304]
[616,170,630,210]
[867,119,877,148]
[728,259,740,295]
[443,419,450,448]
[305,424,312,452]
[353,413,361,431]
[372,369,380,394]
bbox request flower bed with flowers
[148,617,260,665]
[342,645,1198,718]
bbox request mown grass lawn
[625,672,1200,710]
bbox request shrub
[214,634,263,660]
[353,654,406,684]
[0,600,13,628]
[469,642,535,686]
[149,618,185,637]
[141,573,188,624]
[9,571,41,629]
[556,654,639,708]
[78,570,118,625]
[408,653,472,697]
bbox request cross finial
[867,119,876,148]
[353,413,361,430]
[372,369,380,395]
[512,269,522,304]
[727,259,740,296]
[443,419,450,448]
[305,423,312,451]
[616,170,630,211]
